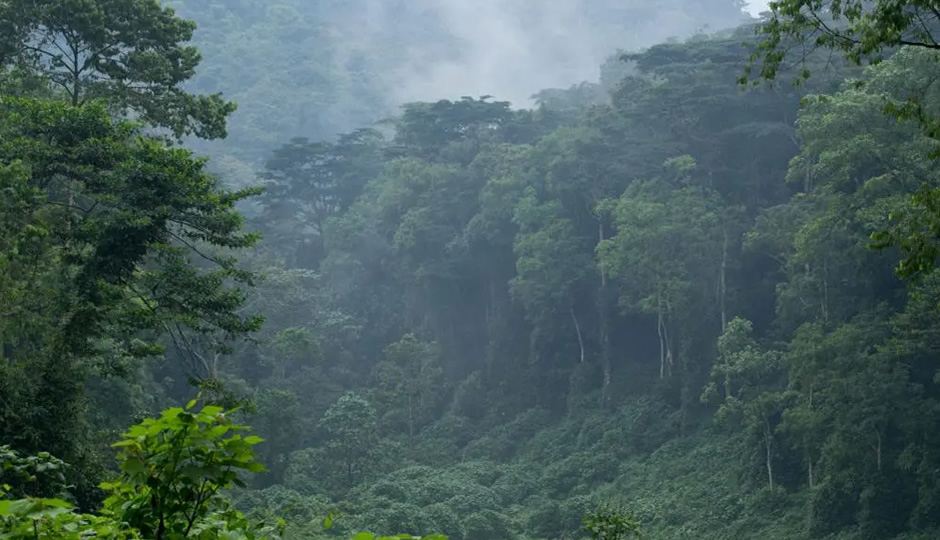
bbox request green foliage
[0,447,68,501]
[0,0,236,139]
[348,533,446,540]
[0,494,139,540]
[259,130,384,268]
[100,399,270,539]
[748,2,940,277]
[9,2,940,539]
[391,98,515,164]
[1,402,280,539]
[582,505,641,540]
[598,174,725,379]
[747,0,938,84]
[317,393,379,490]
[229,25,940,540]
[372,335,445,438]
[0,96,262,508]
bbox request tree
[251,389,304,486]
[0,97,261,368]
[0,0,236,139]
[747,0,940,85]
[389,97,514,164]
[702,317,785,489]
[263,327,322,381]
[101,400,270,539]
[0,98,261,506]
[372,334,445,438]
[259,129,384,269]
[582,505,642,540]
[319,392,379,488]
[510,188,593,373]
[598,171,725,380]
[748,1,940,278]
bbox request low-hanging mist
[169,0,751,159]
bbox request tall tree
[371,334,445,438]
[0,99,260,507]
[598,167,725,380]
[748,0,940,84]
[0,0,236,139]
[702,317,785,490]
[259,129,384,268]
[318,392,378,489]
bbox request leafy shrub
[2,400,281,539]
[582,504,641,540]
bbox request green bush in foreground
[0,401,450,540]
[1,400,642,540]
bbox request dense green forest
[5,0,940,539]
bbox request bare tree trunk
[808,385,815,488]
[209,351,221,381]
[65,182,74,248]
[657,295,665,379]
[408,393,414,438]
[798,146,813,193]
[488,280,497,324]
[570,307,585,365]
[599,298,611,403]
[808,454,814,489]
[719,227,728,332]
[662,317,674,378]
[599,221,611,405]
[70,43,81,106]
[600,314,611,406]
[872,430,882,473]
[764,417,774,490]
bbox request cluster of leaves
[0,0,237,139]
[747,0,940,279]
[0,401,275,539]
[0,495,139,540]
[100,400,270,539]
[0,446,68,501]
[2,402,462,540]
[582,505,641,540]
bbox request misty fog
[170,0,755,159]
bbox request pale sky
[746,1,770,15]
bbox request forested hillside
[4,1,940,540]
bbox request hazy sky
[180,0,769,149]
[746,1,770,15]
[385,0,753,108]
